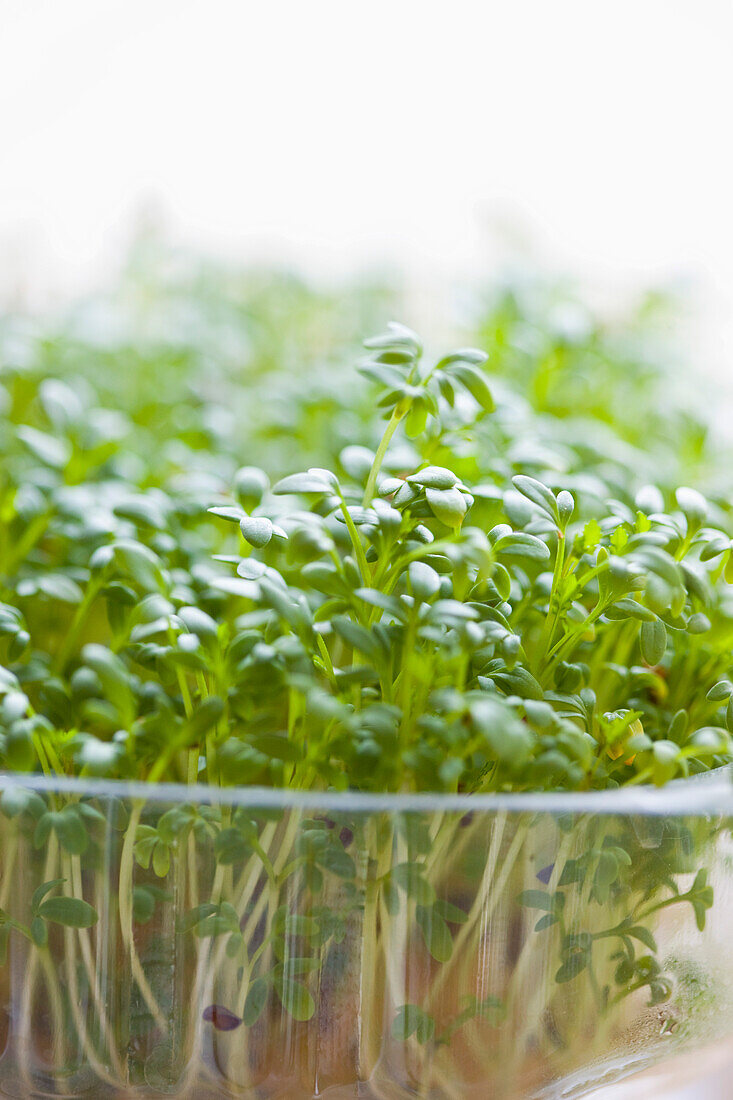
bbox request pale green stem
[118,799,169,1032]
[362,408,405,507]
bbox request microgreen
[1,274,732,1097]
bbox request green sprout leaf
[391,1004,435,1044]
[37,897,99,928]
[275,978,316,1022]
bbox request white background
[1,3,733,1095]
[1,0,733,388]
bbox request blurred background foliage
[0,243,723,497]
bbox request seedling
[1,291,732,1097]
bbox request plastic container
[1,771,732,1099]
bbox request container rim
[0,767,731,816]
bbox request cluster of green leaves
[1,877,98,961]
[2,267,732,1083]
[386,809,719,1051]
[519,818,716,1005]
[2,266,733,794]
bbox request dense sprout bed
[1,266,733,795]
[3,267,733,1099]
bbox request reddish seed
[203,1004,242,1031]
[339,826,354,848]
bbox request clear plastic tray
[1,770,732,1099]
